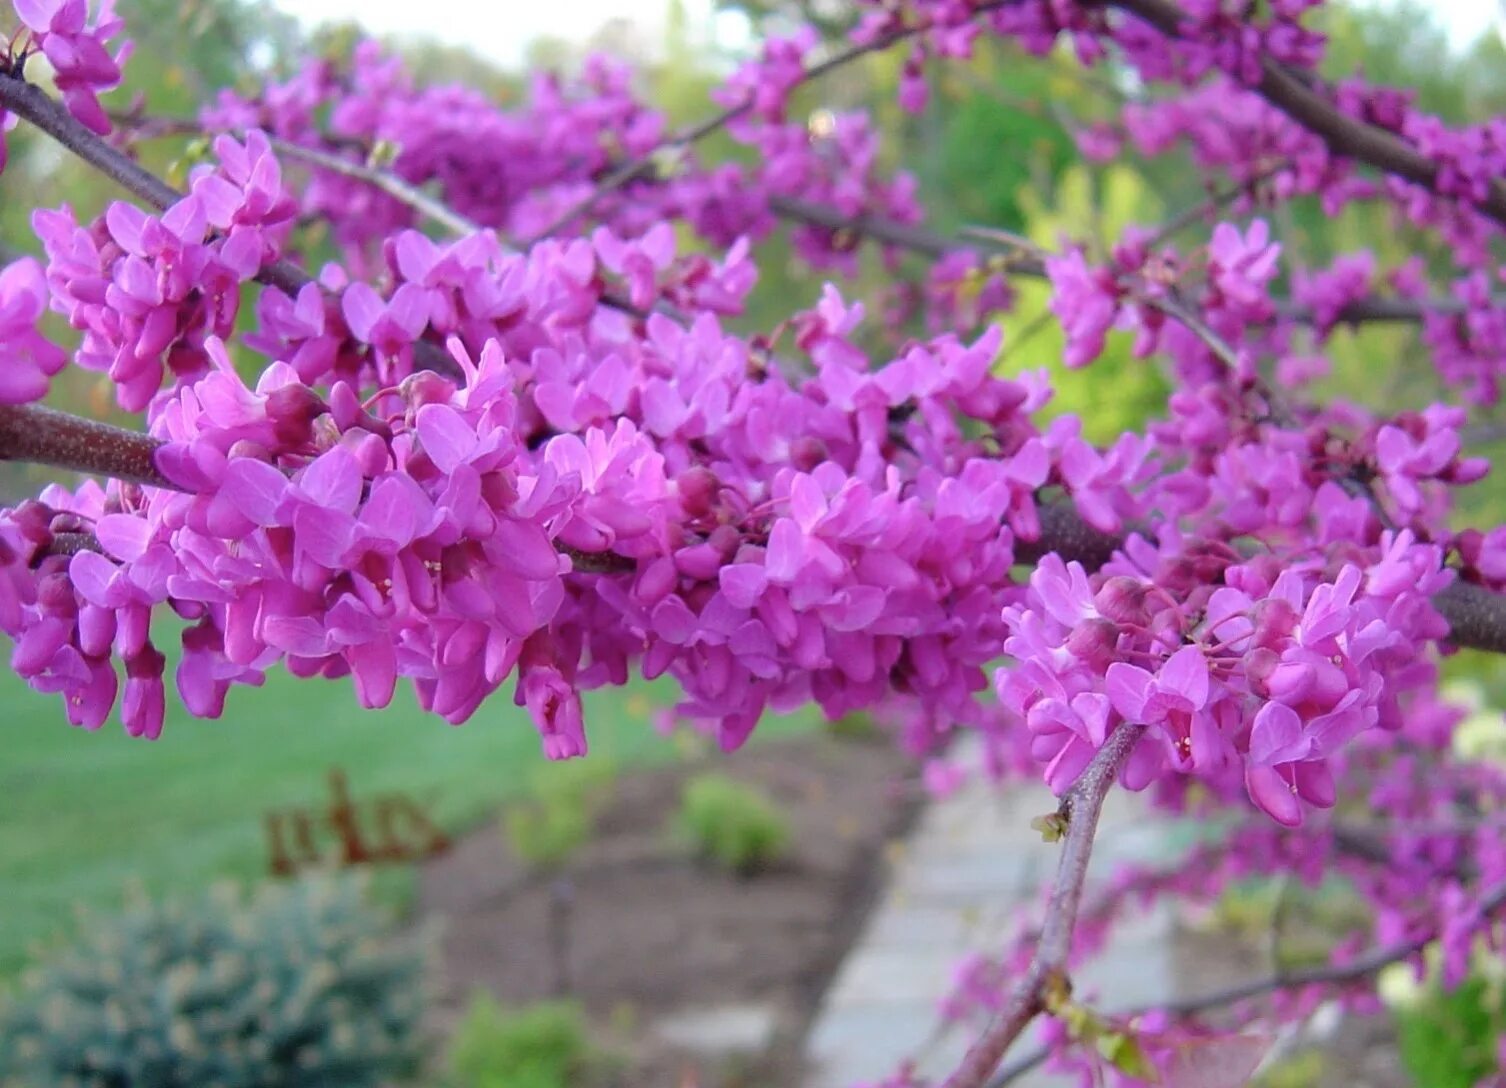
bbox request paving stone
[654,1002,779,1055]
[805,1003,963,1088]
[823,945,966,1007]
[894,847,1051,902]
[859,902,995,948]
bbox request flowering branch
[1020,501,1506,656]
[940,722,1144,1088]
[0,74,309,298]
[1105,0,1506,225]
[528,0,1018,242]
[16,388,1500,653]
[768,194,1492,325]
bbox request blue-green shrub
[0,876,424,1088]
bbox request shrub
[674,774,791,876]
[502,758,618,871]
[1393,968,1506,1088]
[0,876,424,1088]
[447,994,594,1088]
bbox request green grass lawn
[0,661,818,979]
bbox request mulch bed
[415,731,920,1085]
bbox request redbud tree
[3,0,1506,1083]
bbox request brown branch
[0,404,180,490]
[41,531,105,558]
[0,74,461,378]
[940,723,1144,1088]
[0,404,641,574]
[990,876,1506,1086]
[1017,502,1506,657]
[770,194,1489,324]
[266,136,484,238]
[1432,580,1506,655]
[1103,0,1506,227]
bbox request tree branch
[266,136,484,238]
[1432,580,1506,655]
[940,723,1144,1088]
[989,876,1506,1086]
[769,194,1493,324]
[0,404,179,489]
[5,401,1505,654]
[1103,0,1506,227]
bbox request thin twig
[267,136,484,237]
[527,0,1018,242]
[770,193,1498,324]
[939,723,1144,1088]
[1141,162,1287,251]
[990,876,1506,1086]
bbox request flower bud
[37,571,77,614]
[706,524,741,560]
[265,383,327,446]
[790,436,828,472]
[1250,597,1297,650]
[399,370,456,411]
[1244,646,1280,694]
[1093,576,1147,626]
[1065,618,1119,668]
[676,467,718,517]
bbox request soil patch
[416,733,919,1085]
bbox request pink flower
[0,258,66,404]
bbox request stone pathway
[802,737,1186,1087]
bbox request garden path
[801,735,1184,1087]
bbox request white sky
[267,0,1500,69]
[270,0,751,67]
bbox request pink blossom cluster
[3,0,128,150]
[34,131,292,409]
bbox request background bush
[674,773,791,876]
[446,994,595,1088]
[0,875,424,1088]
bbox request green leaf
[1098,1030,1158,1081]
[1030,811,1069,843]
